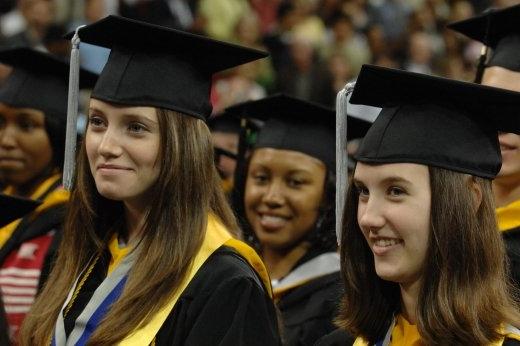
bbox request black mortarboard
[350,65,520,178]
[0,47,98,118]
[448,4,520,72]
[0,193,41,228]
[208,112,241,134]
[226,94,372,171]
[67,15,268,120]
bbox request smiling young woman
[0,48,96,342]
[227,94,371,346]
[19,16,280,346]
[322,65,520,346]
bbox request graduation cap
[225,94,372,172]
[208,112,242,134]
[0,47,98,119]
[448,4,520,73]
[62,15,268,189]
[0,193,41,228]
[66,15,268,120]
[350,64,520,179]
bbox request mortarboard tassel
[335,82,356,244]
[63,26,85,190]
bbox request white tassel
[62,26,85,191]
[335,82,356,244]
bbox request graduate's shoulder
[182,244,265,297]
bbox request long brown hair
[20,108,239,345]
[337,165,520,345]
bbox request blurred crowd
[1,0,520,110]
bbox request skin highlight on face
[0,102,53,192]
[86,99,161,214]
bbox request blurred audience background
[1,0,519,108]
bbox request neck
[12,170,56,198]
[262,241,311,280]
[493,177,520,207]
[123,201,147,243]
[399,279,421,324]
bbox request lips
[258,213,290,230]
[0,157,24,168]
[97,163,131,170]
[370,236,403,255]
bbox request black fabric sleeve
[314,328,354,346]
[155,248,281,346]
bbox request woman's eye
[288,179,304,188]
[388,186,405,197]
[355,185,369,196]
[253,174,268,184]
[128,122,146,133]
[88,116,104,127]
[18,119,36,131]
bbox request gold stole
[118,215,271,345]
[0,173,69,247]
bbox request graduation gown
[316,323,520,346]
[62,246,281,345]
[496,200,520,289]
[0,173,67,342]
[273,251,342,346]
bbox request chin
[96,185,125,201]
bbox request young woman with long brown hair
[20,16,280,345]
[319,65,520,346]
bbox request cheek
[84,134,98,165]
[24,131,52,162]
[244,181,261,209]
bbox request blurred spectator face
[332,16,353,42]
[367,25,386,57]
[85,0,106,23]
[408,32,432,65]
[290,39,314,70]
[235,14,261,46]
[449,1,474,22]
[482,66,520,180]
[20,0,54,31]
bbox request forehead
[482,66,520,92]
[250,148,326,172]
[89,98,157,120]
[0,102,45,118]
[354,162,430,185]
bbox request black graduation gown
[63,246,281,346]
[503,226,520,289]
[277,271,342,346]
[314,329,520,346]
[314,328,353,346]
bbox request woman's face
[353,162,431,286]
[0,103,53,187]
[244,148,326,251]
[86,99,161,208]
[482,66,520,183]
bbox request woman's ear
[467,176,483,211]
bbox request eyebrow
[88,107,158,125]
[353,176,412,186]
